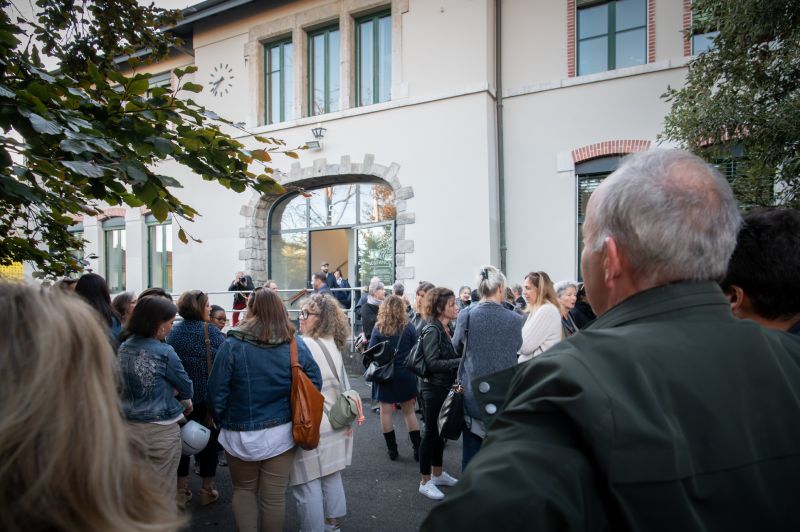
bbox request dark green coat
[422,282,800,531]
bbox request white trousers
[292,471,347,532]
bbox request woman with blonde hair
[0,283,185,532]
[368,295,421,462]
[208,288,321,532]
[291,294,355,532]
[518,271,563,363]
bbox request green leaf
[62,161,106,178]
[28,113,63,135]
[60,139,95,154]
[87,62,103,84]
[146,136,175,156]
[128,78,149,96]
[183,66,198,74]
[284,151,299,159]
[151,199,169,222]
[178,228,188,244]
[121,160,148,183]
[181,82,204,93]
[0,84,15,98]
[136,181,160,204]
[156,174,183,188]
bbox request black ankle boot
[409,430,421,462]
[383,430,399,461]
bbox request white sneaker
[419,481,445,500]
[431,471,458,487]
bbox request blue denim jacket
[118,335,193,422]
[207,333,322,431]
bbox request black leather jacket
[421,319,460,389]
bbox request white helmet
[181,421,210,455]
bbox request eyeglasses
[300,309,320,320]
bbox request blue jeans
[462,427,484,471]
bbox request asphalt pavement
[186,365,462,531]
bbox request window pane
[578,3,608,39]
[273,194,308,231]
[358,20,374,106]
[308,184,357,228]
[149,225,163,288]
[106,228,126,293]
[615,27,646,68]
[283,43,293,120]
[578,36,608,75]
[692,31,718,55]
[271,232,307,290]
[616,0,646,31]
[311,33,325,116]
[377,15,391,103]
[328,30,340,112]
[357,224,394,287]
[359,183,396,223]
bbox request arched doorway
[268,181,397,290]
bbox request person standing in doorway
[320,261,337,289]
[333,269,352,309]
[228,271,254,327]
[313,273,333,295]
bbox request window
[264,39,293,124]
[147,216,173,291]
[577,0,647,76]
[68,222,84,273]
[308,26,340,116]
[690,2,718,55]
[103,217,126,293]
[356,12,391,106]
[575,156,624,280]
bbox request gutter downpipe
[495,0,507,273]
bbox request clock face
[210,62,234,97]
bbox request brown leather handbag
[289,337,324,450]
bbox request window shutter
[577,175,607,223]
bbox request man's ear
[726,285,746,313]
[603,236,623,287]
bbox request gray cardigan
[452,301,524,419]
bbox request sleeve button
[478,381,490,393]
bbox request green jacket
[422,282,800,531]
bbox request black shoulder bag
[437,313,468,440]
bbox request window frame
[146,217,173,291]
[576,0,647,76]
[307,25,340,117]
[355,10,391,107]
[264,37,294,125]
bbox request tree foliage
[0,0,298,277]
[662,0,800,208]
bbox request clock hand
[211,77,224,91]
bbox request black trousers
[419,382,449,476]
[177,402,219,479]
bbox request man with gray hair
[423,150,800,531]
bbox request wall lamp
[306,124,327,150]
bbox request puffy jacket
[208,330,322,431]
[118,335,193,422]
[421,319,460,389]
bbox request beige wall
[502,66,687,284]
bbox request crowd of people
[2,148,800,532]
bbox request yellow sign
[0,262,24,280]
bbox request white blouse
[518,303,562,363]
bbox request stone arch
[238,154,416,286]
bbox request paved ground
[186,367,462,531]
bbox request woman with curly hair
[368,295,420,462]
[291,294,354,532]
[0,282,185,532]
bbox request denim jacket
[118,335,193,423]
[208,331,322,432]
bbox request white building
[69,0,710,306]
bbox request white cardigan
[518,303,562,363]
